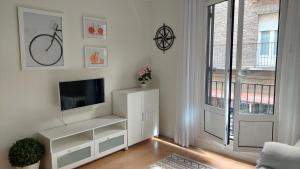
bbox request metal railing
[209,80,275,114]
[256,42,278,67]
[212,42,278,69]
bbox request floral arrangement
[138,65,152,84]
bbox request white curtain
[278,0,300,145]
[174,0,206,147]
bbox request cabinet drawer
[95,133,127,159]
[52,142,94,169]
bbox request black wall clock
[153,23,176,53]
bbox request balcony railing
[212,42,278,69]
[209,80,275,114]
[256,42,277,68]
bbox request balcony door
[205,0,281,151]
[233,0,281,151]
[204,0,234,145]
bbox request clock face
[153,23,176,52]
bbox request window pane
[260,31,270,55]
[205,1,229,109]
[240,0,280,115]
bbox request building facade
[208,0,280,116]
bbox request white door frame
[233,0,283,152]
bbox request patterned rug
[147,153,215,169]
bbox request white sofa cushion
[256,142,300,169]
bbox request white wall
[0,0,152,167]
[150,0,181,139]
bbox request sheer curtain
[174,0,206,147]
[278,0,300,145]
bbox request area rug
[147,153,215,169]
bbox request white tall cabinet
[113,88,159,146]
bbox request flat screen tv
[59,78,105,111]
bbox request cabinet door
[52,142,94,169]
[94,132,127,159]
[127,92,143,146]
[143,90,159,139]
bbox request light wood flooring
[79,137,255,169]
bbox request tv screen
[59,78,105,111]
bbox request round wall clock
[153,23,176,53]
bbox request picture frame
[18,7,64,70]
[83,16,107,40]
[84,46,108,68]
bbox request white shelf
[52,135,92,153]
[116,88,159,94]
[40,115,126,141]
[38,114,128,169]
[94,126,126,140]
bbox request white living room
[0,0,299,169]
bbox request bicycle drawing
[29,23,63,66]
[18,7,64,69]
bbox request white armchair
[256,140,300,169]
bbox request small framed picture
[18,7,64,70]
[84,46,108,68]
[83,16,107,40]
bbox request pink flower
[138,69,145,76]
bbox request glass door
[204,0,234,145]
[233,0,281,151]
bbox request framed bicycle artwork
[83,16,107,40]
[84,46,108,68]
[18,7,64,70]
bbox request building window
[257,13,279,68]
[260,31,270,55]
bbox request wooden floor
[79,137,255,169]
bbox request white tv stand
[39,115,127,169]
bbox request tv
[59,78,105,111]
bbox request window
[260,31,270,55]
[257,13,279,67]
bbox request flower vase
[139,82,149,88]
